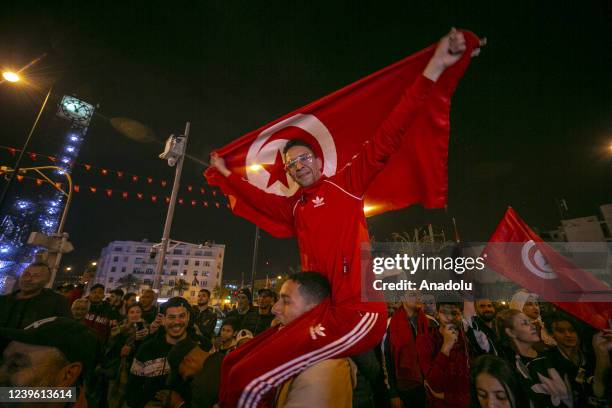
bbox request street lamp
[91,261,97,266]
[2,71,20,83]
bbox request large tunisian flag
[206,31,481,234]
[483,207,612,330]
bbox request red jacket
[416,322,470,408]
[213,75,434,311]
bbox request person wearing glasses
[210,28,472,408]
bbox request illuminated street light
[65,266,72,271]
[2,71,20,82]
[277,275,282,280]
[91,261,97,266]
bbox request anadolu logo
[520,240,557,280]
[245,113,337,197]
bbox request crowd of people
[0,260,610,407]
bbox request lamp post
[0,85,53,212]
[153,122,190,291]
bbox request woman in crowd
[105,303,149,408]
[470,354,529,408]
[509,290,555,348]
[496,309,572,407]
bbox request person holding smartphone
[106,303,150,408]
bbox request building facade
[94,239,225,303]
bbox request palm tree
[172,279,190,296]
[117,274,141,292]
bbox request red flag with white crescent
[483,207,611,330]
[206,31,480,228]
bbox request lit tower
[0,95,95,292]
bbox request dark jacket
[0,289,71,329]
[227,307,274,335]
[125,331,173,408]
[83,300,115,343]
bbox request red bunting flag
[29,153,37,161]
[161,180,167,187]
[206,31,480,237]
[178,198,184,205]
[215,202,220,208]
[132,175,139,183]
[200,187,205,194]
[165,196,170,204]
[117,171,124,179]
[191,199,197,207]
[203,201,208,207]
[74,185,80,193]
[122,192,128,199]
[147,177,153,184]
[55,182,62,189]
[151,195,158,203]
[8,148,16,156]
[84,164,91,171]
[187,185,193,192]
[36,179,44,187]
[89,187,97,193]
[49,156,57,163]
[137,193,144,200]
[483,207,612,330]
[101,169,108,176]
[106,189,113,197]
[16,175,24,182]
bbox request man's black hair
[436,301,464,312]
[90,283,105,291]
[124,292,136,301]
[221,317,240,332]
[110,288,124,297]
[544,311,579,334]
[199,288,211,297]
[287,272,331,305]
[282,139,315,156]
[161,296,192,315]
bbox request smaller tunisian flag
[483,207,611,330]
[206,31,481,232]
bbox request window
[170,270,177,276]
[204,261,211,267]
[123,256,128,262]
[173,249,182,255]
[202,280,208,287]
[121,267,126,273]
[192,279,198,285]
[193,272,198,276]
[163,259,167,265]
[144,279,152,286]
[172,260,180,266]
[114,246,123,252]
[195,261,200,266]
[184,259,189,265]
[136,247,146,253]
[182,270,187,275]
[145,268,153,275]
[195,250,203,256]
[169,280,175,286]
[108,277,114,283]
[111,266,116,272]
[133,268,142,274]
[203,251,212,256]
[203,272,210,277]
[135,257,144,264]
[113,256,119,262]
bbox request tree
[117,274,141,292]
[172,279,189,296]
[212,284,229,301]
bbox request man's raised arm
[208,153,295,226]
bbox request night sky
[1,1,610,282]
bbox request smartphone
[134,321,145,331]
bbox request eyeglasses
[284,153,314,172]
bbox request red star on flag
[261,149,290,189]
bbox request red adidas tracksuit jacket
[215,74,435,407]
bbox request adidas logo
[312,196,325,208]
[309,323,326,340]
